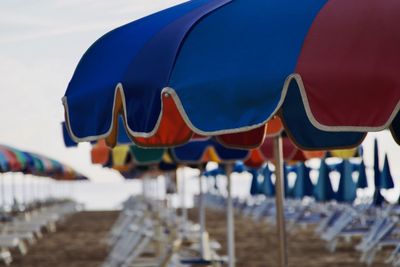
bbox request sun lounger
[0,236,27,255]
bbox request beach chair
[102,218,155,267]
[0,248,12,265]
[0,235,27,256]
[386,243,400,266]
[357,218,398,265]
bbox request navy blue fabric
[373,139,381,188]
[62,122,77,147]
[380,154,394,189]
[283,163,293,198]
[125,0,230,132]
[171,139,248,164]
[372,189,385,206]
[313,159,335,202]
[249,169,261,196]
[281,81,366,149]
[336,160,357,203]
[158,161,177,172]
[170,0,327,132]
[356,160,368,189]
[65,0,329,140]
[65,0,213,138]
[261,165,275,197]
[117,116,132,144]
[390,112,400,145]
[292,163,313,199]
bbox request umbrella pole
[273,135,288,267]
[179,168,188,238]
[226,164,235,267]
[198,174,206,258]
[11,173,16,209]
[0,174,4,211]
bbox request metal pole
[0,174,4,211]
[178,168,188,237]
[273,135,288,267]
[226,164,235,267]
[199,174,206,258]
[11,173,16,209]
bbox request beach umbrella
[62,2,400,266]
[313,159,335,202]
[356,160,368,189]
[244,135,326,168]
[372,139,386,205]
[336,160,357,203]
[260,164,275,197]
[380,154,394,189]
[249,169,261,196]
[292,163,313,199]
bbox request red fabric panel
[133,94,193,147]
[91,140,111,165]
[216,125,266,149]
[296,0,400,127]
[244,149,265,168]
[259,137,299,161]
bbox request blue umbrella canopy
[336,160,357,203]
[292,163,313,199]
[356,160,368,189]
[380,154,394,189]
[62,0,400,150]
[313,159,335,202]
[171,139,249,164]
[260,164,275,197]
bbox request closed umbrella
[356,160,368,189]
[292,163,313,199]
[336,160,357,203]
[380,154,394,189]
[313,159,335,202]
[260,165,275,197]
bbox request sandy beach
[8,208,393,267]
[188,208,391,267]
[10,211,118,267]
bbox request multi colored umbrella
[63,1,400,150]
[62,2,400,266]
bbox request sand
[188,208,392,267]
[9,208,392,267]
[11,211,118,267]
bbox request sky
[0,0,399,199]
[0,0,185,182]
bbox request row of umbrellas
[0,145,87,181]
[61,1,400,266]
